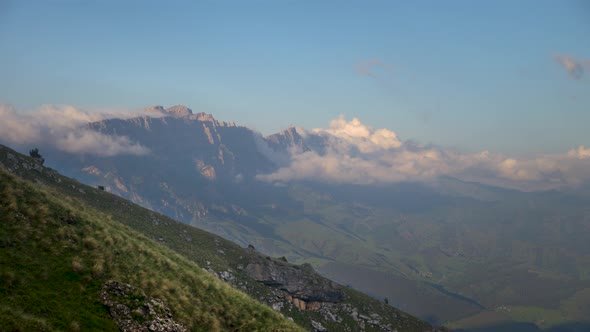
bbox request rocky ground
[99,281,187,332]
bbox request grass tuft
[71,257,85,273]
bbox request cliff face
[87,105,270,180]
[266,127,310,153]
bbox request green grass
[0,167,303,331]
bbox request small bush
[82,237,99,250]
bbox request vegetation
[0,167,302,331]
[28,147,44,165]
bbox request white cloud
[0,104,151,157]
[568,145,590,159]
[0,105,42,143]
[56,130,149,157]
[258,116,590,190]
[311,115,402,154]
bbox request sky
[0,0,589,156]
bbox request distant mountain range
[8,105,590,331]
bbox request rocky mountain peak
[192,112,216,122]
[278,126,299,137]
[165,105,193,117]
[266,126,310,152]
[144,105,166,114]
[140,105,237,127]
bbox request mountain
[14,106,590,330]
[266,127,310,153]
[0,144,444,332]
[88,105,272,180]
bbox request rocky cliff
[245,256,343,304]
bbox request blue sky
[1,0,589,155]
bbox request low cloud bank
[0,104,151,157]
[258,116,590,190]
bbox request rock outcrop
[245,257,343,304]
[99,281,187,332]
[165,105,193,117]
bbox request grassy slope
[0,167,303,331]
[0,145,436,332]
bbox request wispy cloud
[355,58,392,78]
[555,54,586,80]
[258,116,590,190]
[0,104,151,157]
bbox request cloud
[0,104,151,157]
[355,58,392,78]
[568,145,590,159]
[258,116,590,190]
[555,54,585,79]
[0,105,42,143]
[56,130,149,156]
[317,116,402,152]
[258,116,458,185]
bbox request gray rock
[271,302,284,311]
[219,270,235,282]
[245,257,342,303]
[320,307,340,322]
[311,320,327,332]
[99,281,187,332]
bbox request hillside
[0,156,301,331]
[0,144,443,331]
[25,107,590,329]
